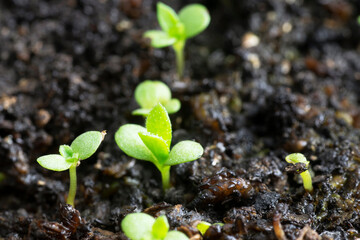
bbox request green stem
[300,170,313,192]
[160,166,171,190]
[67,164,77,206]
[155,163,171,191]
[173,40,185,79]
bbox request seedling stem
[67,164,77,206]
[285,153,313,192]
[174,40,185,78]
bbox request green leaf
[152,215,169,239]
[121,213,155,240]
[132,108,151,116]
[165,140,203,166]
[144,30,177,48]
[135,81,172,110]
[70,131,105,160]
[285,153,309,167]
[139,132,169,164]
[59,145,74,158]
[146,103,172,147]
[163,99,181,114]
[179,4,210,38]
[164,231,189,240]
[196,221,211,235]
[157,2,180,33]
[115,124,154,162]
[37,154,73,171]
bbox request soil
[1,0,360,239]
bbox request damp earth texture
[0,0,360,239]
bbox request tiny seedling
[144,2,210,78]
[115,103,203,190]
[285,153,313,192]
[196,221,224,235]
[37,131,106,206]
[133,80,180,116]
[122,213,189,240]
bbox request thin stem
[154,162,171,191]
[67,164,77,206]
[173,40,185,79]
[160,166,171,190]
[300,170,313,192]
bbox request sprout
[196,221,224,235]
[144,2,210,78]
[121,213,189,240]
[285,153,313,192]
[37,131,106,206]
[115,103,203,190]
[132,80,180,116]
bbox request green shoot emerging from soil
[196,221,224,235]
[144,2,210,78]
[37,131,106,206]
[285,153,313,192]
[133,80,180,116]
[122,213,189,240]
[115,103,203,190]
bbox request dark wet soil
[1,0,360,239]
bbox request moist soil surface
[1,0,360,239]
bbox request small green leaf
[146,103,172,147]
[139,132,169,164]
[179,4,210,38]
[157,2,180,33]
[115,124,154,162]
[163,99,181,114]
[196,221,211,235]
[132,108,151,116]
[285,153,309,167]
[165,140,203,166]
[37,154,73,171]
[164,231,189,240]
[70,131,104,160]
[121,213,155,240]
[59,145,74,158]
[152,215,169,239]
[144,30,177,48]
[135,81,172,110]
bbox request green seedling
[133,80,180,116]
[285,153,313,192]
[196,221,224,235]
[121,213,189,240]
[358,16,360,25]
[144,2,210,78]
[115,103,203,190]
[37,131,106,206]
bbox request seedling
[144,2,210,78]
[121,213,189,240]
[133,80,180,116]
[285,153,313,192]
[115,103,203,190]
[37,131,106,206]
[196,221,224,235]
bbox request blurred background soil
[0,0,360,239]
